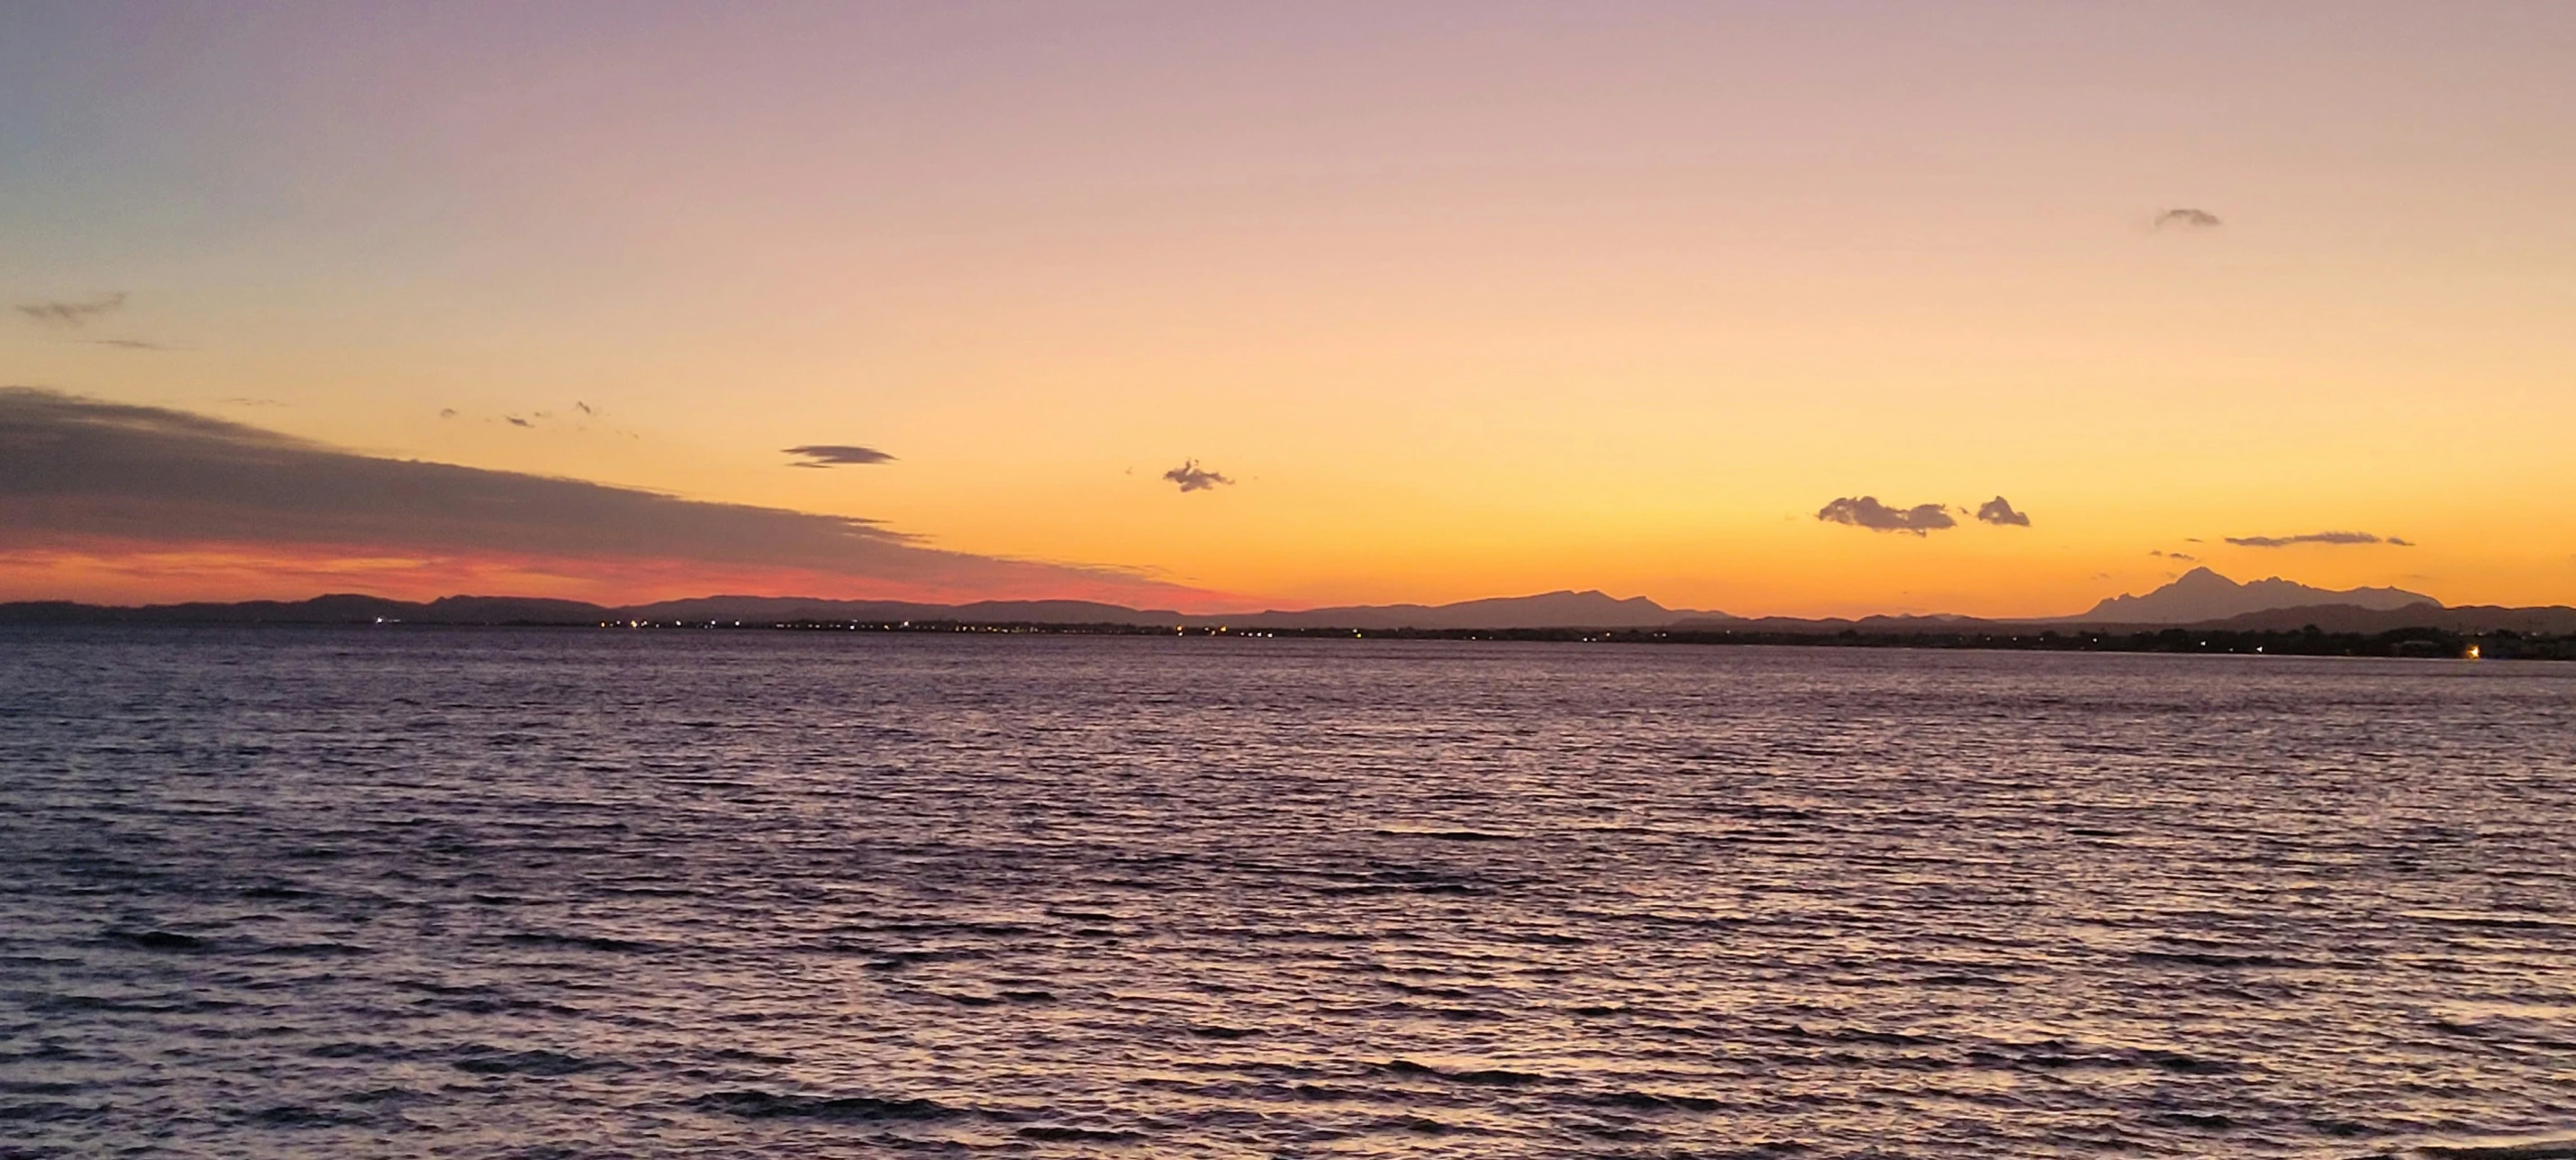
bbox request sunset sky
[6,2,2573,616]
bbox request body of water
[3,628,2572,1157]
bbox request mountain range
[0,589,1712,630]
[5,569,2570,634]
[2073,567,2436,623]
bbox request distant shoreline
[703,620,2562,660]
[11,573,2573,642]
[5,615,2562,660]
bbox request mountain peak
[2080,568,2438,624]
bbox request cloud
[1973,496,2030,527]
[784,444,895,468]
[2154,208,2223,230]
[86,338,177,351]
[1816,496,1955,535]
[17,293,127,327]
[2224,530,2408,548]
[0,387,1210,603]
[2149,549,2198,562]
[1163,460,1232,493]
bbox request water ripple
[2,627,2572,1157]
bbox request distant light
[2467,644,2482,660]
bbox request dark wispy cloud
[1816,496,1955,535]
[1163,460,1232,493]
[2149,548,2198,562]
[440,403,638,440]
[86,338,177,352]
[784,444,896,468]
[17,293,127,327]
[1973,496,2031,527]
[2154,208,2223,230]
[0,387,1201,601]
[2225,530,2410,548]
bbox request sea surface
[3,627,2573,1159]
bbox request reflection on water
[2,628,2572,1157]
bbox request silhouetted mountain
[13,577,2553,636]
[1667,612,1991,634]
[1224,590,1714,630]
[0,594,614,624]
[422,595,619,622]
[623,595,1190,626]
[0,588,1718,630]
[562,589,1715,630]
[2073,567,2436,624]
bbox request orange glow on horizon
[0,538,1249,612]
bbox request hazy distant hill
[1223,590,1713,630]
[2073,567,2436,624]
[623,595,1191,626]
[14,576,2568,635]
[622,591,1707,629]
[0,588,1719,630]
[0,594,613,624]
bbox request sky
[5,2,2573,616]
